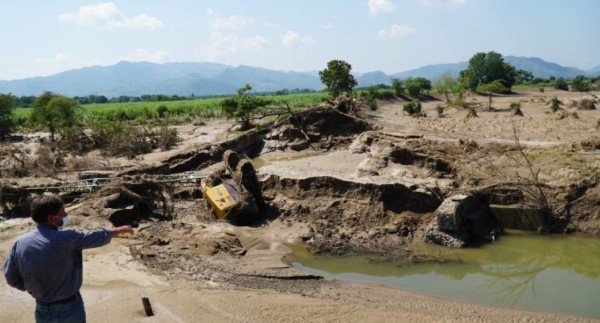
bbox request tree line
[319,52,600,100]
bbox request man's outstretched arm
[67,225,134,250]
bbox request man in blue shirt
[3,195,133,322]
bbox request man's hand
[113,225,134,237]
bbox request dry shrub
[558,111,579,120]
[32,146,65,176]
[0,146,31,177]
[67,156,96,171]
[577,136,600,151]
[58,127,94,155]
[151,126,179,151]
[571,98,596,110]
[465,106,478,118]
[0,145,60,177]
[458,138,479,153]
[90,122,178,159]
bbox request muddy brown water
[290,232,600,318]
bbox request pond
[290,232,600,318]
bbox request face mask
[58,217,69,230]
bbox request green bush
[403,100,424,117]
[379,90,396,100]
[451,92,470,109]
[554,78,569,91]
[367,97,378,111]
[391,78,404,96]
[549,97,563,113]
[476,80,507,94]
[156,105,169,118]
[510,102,523,116]
[436,105,445,118]
[466,106,478,118]
[571,75,591,92]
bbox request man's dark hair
[31,195,64,224]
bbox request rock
[425,194,501,248]
[349,132,375,154]
[367,228,379,239]
[383,223,399,234]
[108,205,139,226]
[425,221,466,248]
[289,139,309,151]
[355,155,387,177]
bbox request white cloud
[369,0,397,16]
[420,0,467,5]
[124,49,170,63]
[282,31,315,48]
[319,22,335,30]
[377,25,417,38]
[59,2,164,31]
[32,54,70,66]
[207,9,254,30]
[199,32,269,61]
[198,10,269,62]
[122,14,164,31]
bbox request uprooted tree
[319,60,358,97]
[221,84,271,130]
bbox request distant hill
[0,62,323,97]
[357,71,391,87]
[390,62,468,81]
[503,56,585,79]
[0,56,596,96]
[587,65,600,77]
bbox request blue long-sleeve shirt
[3,225,113,303]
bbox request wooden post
[142,297,154,317]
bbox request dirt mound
[261,174,441,255]
[571,98,596,110]
[350,131,454,177]
[264,108,373,152]
[69,177,187,227]
[557,173,600,234]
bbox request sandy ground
[372,88,599,144]
[1,218,595,323]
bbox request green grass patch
[12,92,329,128]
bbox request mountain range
[0,56,598,97]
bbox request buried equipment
[200,150,265,225]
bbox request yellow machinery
[200,150,264,224]
[200,180,242,219]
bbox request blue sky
[0,0,598,80]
